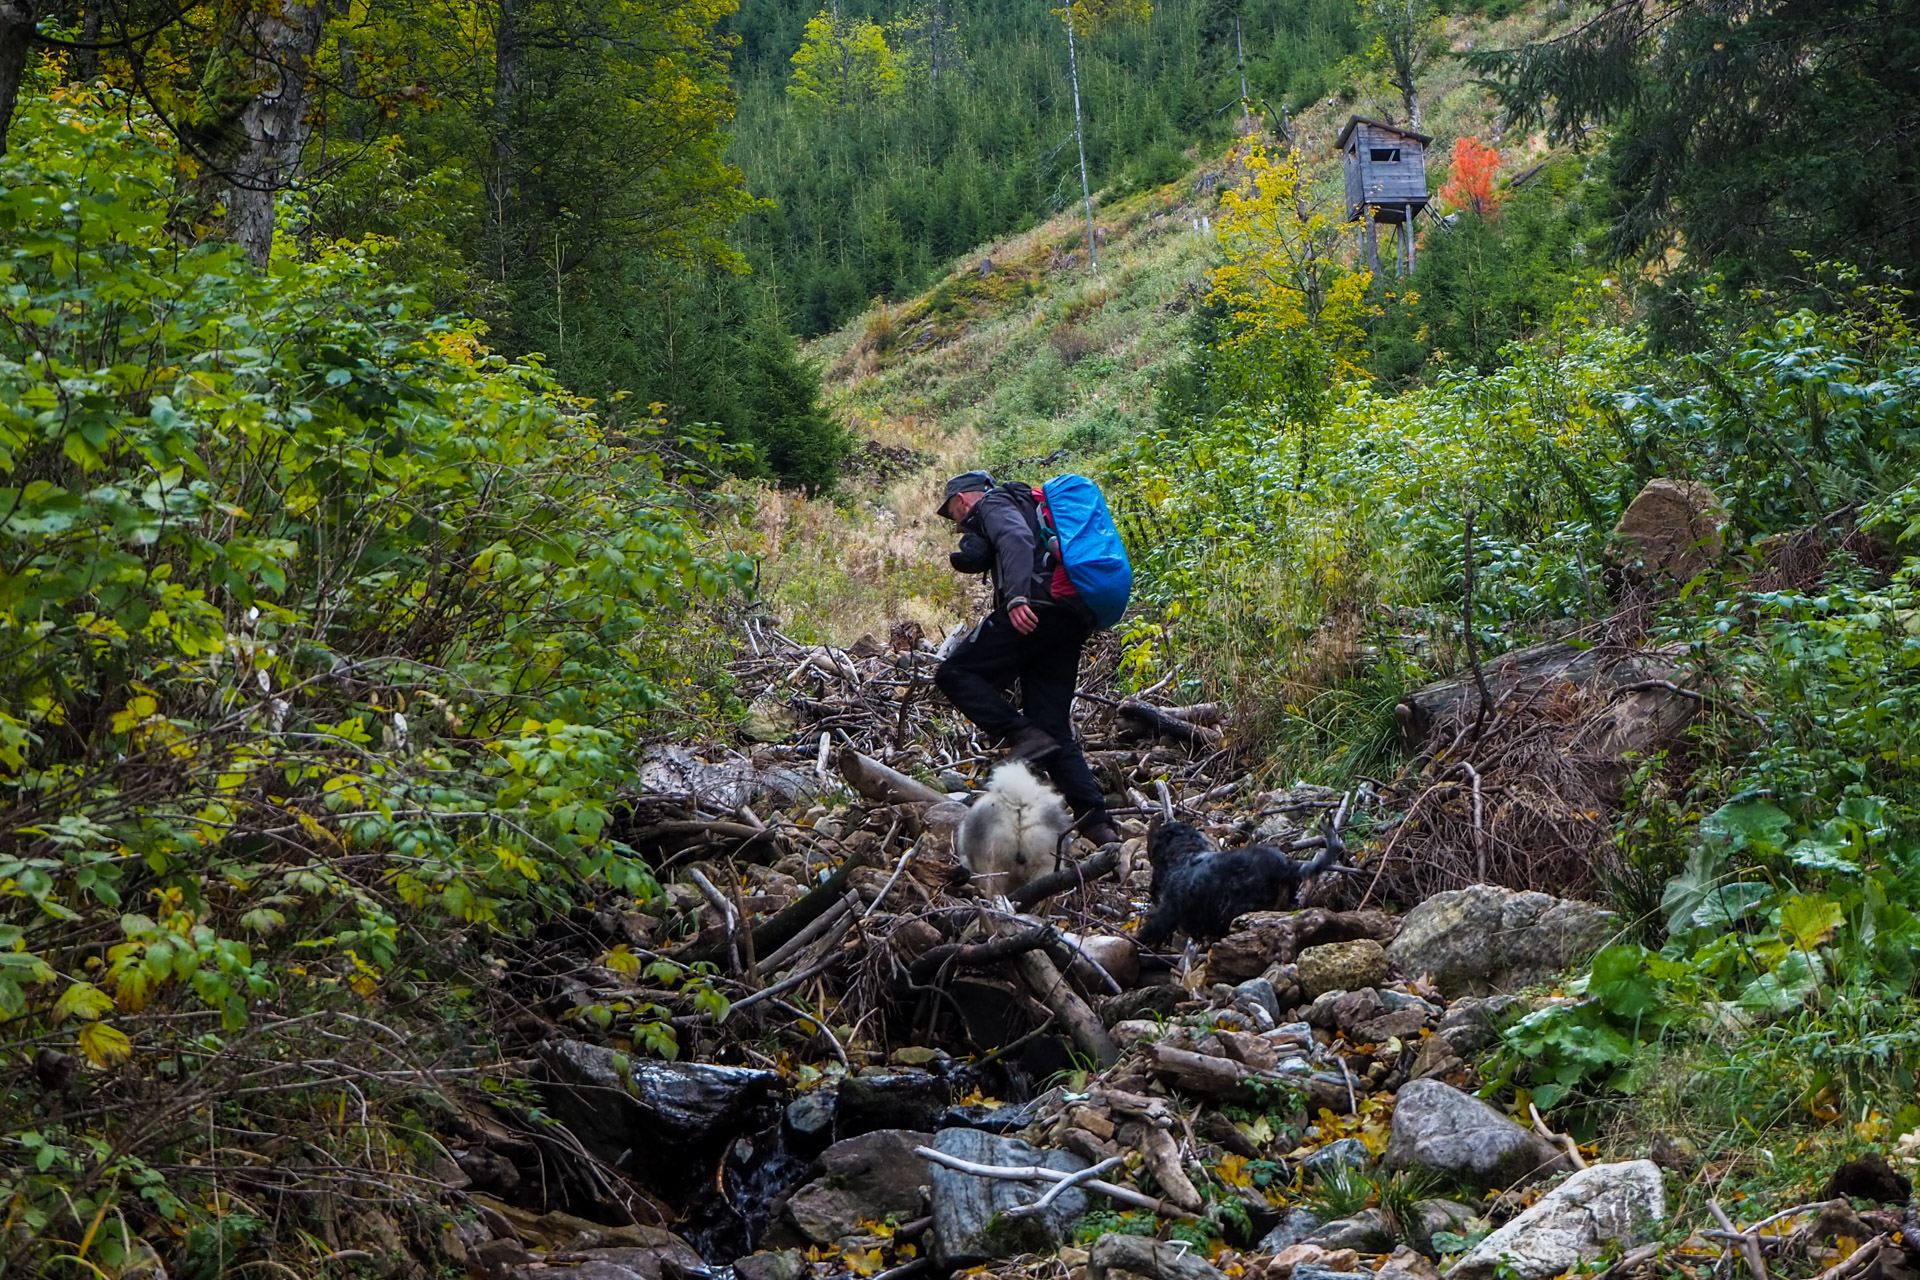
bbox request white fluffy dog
[954,762,1074,895]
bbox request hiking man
[933,470,1120,847]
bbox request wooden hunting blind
[1337,115,1431,273]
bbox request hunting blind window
[1371,147,1401,163]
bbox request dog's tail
[1296,811,1347,880]
[985,760,1055,811]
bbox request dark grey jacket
[959,485,1055,613]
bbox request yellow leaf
[53,980,115,1023]
[847,1247,883,1276]
[603,945,642,976]
[78,1021,133,1067]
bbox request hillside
[9,1,1920,1278]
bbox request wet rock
[1256,1207,1325,1252]
[837,1071,950,1138]
[1297,940,1389,998]
[1293,1266,1374,1280]
[1301,1138,1370,1176]
[784,1129,932,1245]
[535,1042,780,1186]
[1386,887,1611,997]
[1611,478,1727,582]
[1088,1234,1226,1280]
[1102,984,1186,1026]
[928,1128,1087,1265]
[1447,1160,1665,1280]
[1302,1208,1394,1251]
[735,1250,808,1280]
[942,1094,1051,1133]
[1385,1080,1569,1189]
[785,1091,836,1144]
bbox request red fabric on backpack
[1032,486,1079,600]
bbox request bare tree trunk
[1064,7,1096,270]
[0,0,36,156]
[1235,17,1250,133]
[227,0,328,265]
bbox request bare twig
[1709,1198,1768,1280]
[912,1147,1197,1219]
[1463,508,1494,740]
[1527,1102,1587,1171]
[1003,1156,1126,1218]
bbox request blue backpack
[1037,474,1133,629]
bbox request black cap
[936,470,995,518]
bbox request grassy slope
[751,0,1579,646]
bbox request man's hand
[1009,603,1039,634]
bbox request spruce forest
[6,0,1920,1277]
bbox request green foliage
[1470,0,1920,342]
[1369,156,1607,382]
[728,0,1366,335]
[0,93,749,1272]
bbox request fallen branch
[1117,700,1224,748]
[1597,1243,1663,1280]
[683,849,870,966]
[909,926,1053,981]
[757,893,855,974]
[1528,1103,1587,1172]
[1003,1156,1126,1218]
[839,749,948,805]
[1813,1234,1887,1280]
[1013,942,1117,1068]
[1709,1199,1768,1280]
[687,868,741,975]
[913,1147,1197,1220]
[1007,849,1118,910]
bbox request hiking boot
[1006,726,1062,762]
[1081,820,1121,847]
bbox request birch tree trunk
[1065,8,1097,270]
[227,0,329,265]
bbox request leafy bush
[0,93,749,1270]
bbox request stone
[1301,1208,1394,1251]
[1376,1245,1443,1280]
[1208,910,1399,984]
[1410,1036,1464,1080]
[534,1042,780,1188]
[735,1251,809,1280]
[784,1129,932,1245]
[1611,478,1727,582]
[1306,987,1384,1036]
[1417,1199,1480,1240]
[1384,1080,1569,1190]
[785,1090,836,1143]
[1232,978,1282,1025]
[1296,940,1389,998]
[837,1072,949,1137]
[1102,984,1186,1026]
[1269,1245,1359,1278]
[1255,1207,1325,1252]
[1088,1235,1225,1280]
[1111,1019,1169,1047]
[1301,1138,1370,1176]
[1352,1007,1435,1043]
[1292,1267,1374,1280]
[1446,1160,1665,1280]
[1437,996,1522,1055]
[499,1232,704,1280]
[928,1128,1087,1264]
[1823,1152,1914,1203]
[1386,887,1612,998]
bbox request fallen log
[910,927,1053,982]
[839,749,949,806]
[1116,700,1224,748]
[1145,1042,1350,1113]
[1011,938,1117,1068]
[1007,848,1119,910]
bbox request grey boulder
[783,1129,932,1245]
[1386,886,1611,997]
[928,1128,1086,1264]
[1256,1207,1325,1252]
[1383,1080,1569,1189]
[1089,1235,1226,1280]
[1447,1160,1666,1280]
[535,1041,780,1179]
[735,1251,809,1280]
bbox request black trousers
[934,606,1108,822]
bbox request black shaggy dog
[1137,817,1344,946]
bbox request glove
[950,532,993,574]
